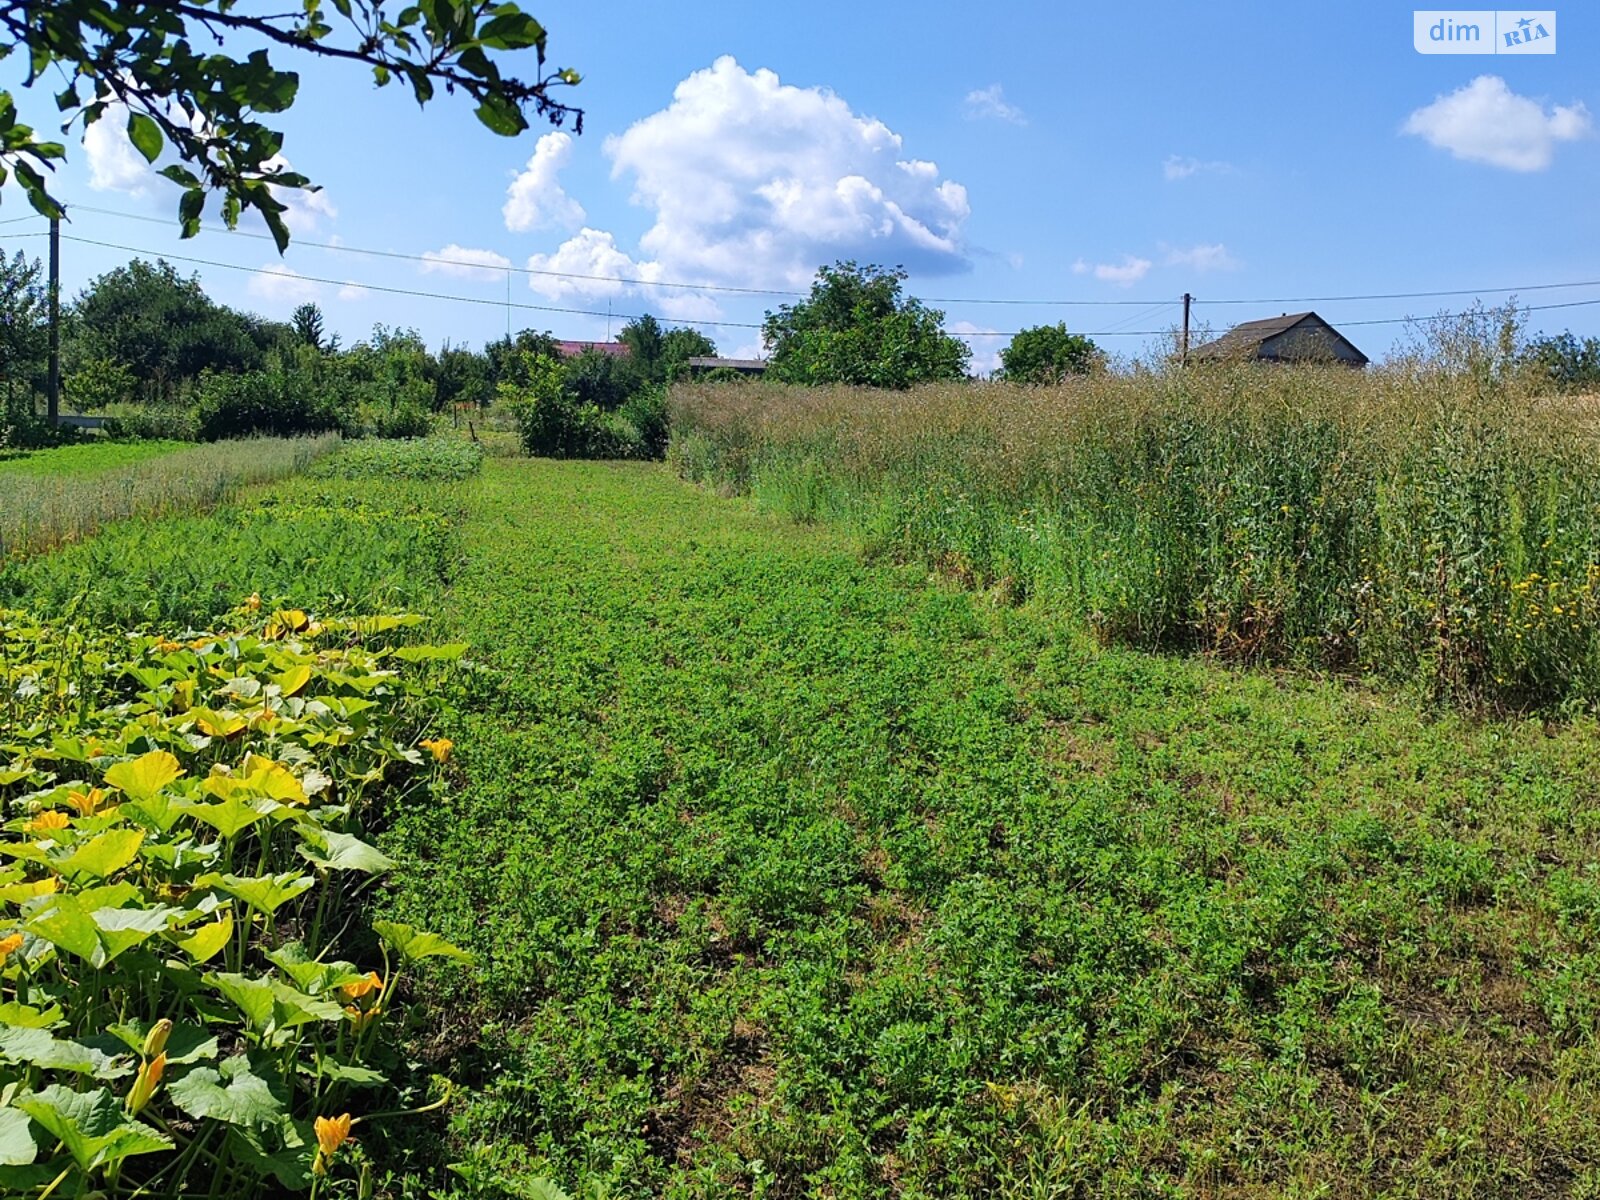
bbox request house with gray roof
[1190,311,1369,367]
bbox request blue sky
[4,1,1597,367]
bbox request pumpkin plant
[0,602,469,1197]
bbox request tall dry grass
[0,434,341,561]
[670,366,1600,708]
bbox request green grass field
[370,459,1600,1199]
[5,450,1599,1198]
[0,438,189,477]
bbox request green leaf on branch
[126,111,163,163]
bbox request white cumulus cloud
[1402,75,1591,171]
[1163,154,1233,181]
[83,105,153,194]
[601,56,971,292]
[503,132,586,232]
[1073,255,1153,287]
[421,244,514,282]
[1162,242,1240,272]
[262,155,336,233]
[964,84,1026,125]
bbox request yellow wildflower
[26,810,70,834]
[420,737,453,764]
[344,1004,381,1032]
[66,788,108,817]
[313,1113,354,1175]
[143,1019,174,1059]
[127,1052,166,1115]
[341,971,384,1002]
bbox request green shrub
[195,353,354,441]
[367,400,435,440]
[98,403,199,442]
[616,385,670,458]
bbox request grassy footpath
[381,458,1600,1199]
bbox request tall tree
[762,261,970,388]
[618,314,665,379]
[998,323,1103,383]
[661,326,716,379]
[0,0,582,248]
[291,302,326,351]
[69,258,264,399]
[0,249,46,413]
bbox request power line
[12,229,1600,340]
[63,203,1173,307]
[64,203,1600,312]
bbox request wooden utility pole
[46,215,61,426]
[1180,292,1192,366]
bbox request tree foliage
[69,259,281,400]
[762,261,969,388]
[0,249,46,406]
[290,302,326,351]
[616,314,716,384]
[998,322,1103,383]
[0,0,582,248]
[1523,331,1600,392]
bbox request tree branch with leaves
[0,0,581,248]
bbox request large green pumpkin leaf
[102,750,183,801]
[91,905,179,962]
[265,942,367,994]
[57,828,144,881]
[194,871,315,915]
[173,913,233,963]
[297,829,395,874]
[14,1085,171,1172]
[0,1108,36,1166]
[0,1027,131,1079]
[187,796,271,839]
[205,973,343,1034]
[373,920,473,964]
[167,1056,286,1129]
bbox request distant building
[1189,311,1369,367]
[554,340,630,359]
[686,356,767,376]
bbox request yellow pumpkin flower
[66,788,108,817]
[420,737,453,764]
[26,810,70,833]
[344,1004,381,1032]
[0,932,23,966]
[143,1019,174,1059]
[313,1113,354,1175]
[245,592,262,611]
[341,971,384,1002]
[127,1052,166,1114]
[156,639,183,654]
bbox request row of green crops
[0,487,462,632]
[670,370,1600,710]
[0,442,191,479]
[0,602,473,1197]
[0,435,342,563]
[310,438,485,484]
